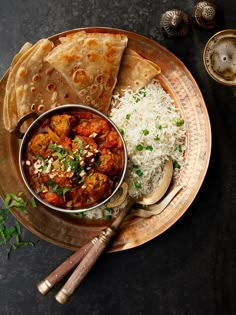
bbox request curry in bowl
[19,105,127,212]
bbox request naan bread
[113,48,161,96]
[45,32,128,114]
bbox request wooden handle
[37,237,97,295]
[55,227,115,304]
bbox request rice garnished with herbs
[82,79,186,219]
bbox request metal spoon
[136,159,173,205]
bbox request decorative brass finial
[160,9,190,38]
[192,1,218,29]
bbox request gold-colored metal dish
[0,27,211,252]
[203,29,236,86]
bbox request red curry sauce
[22,112,125,210]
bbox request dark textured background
[0,1,235,314]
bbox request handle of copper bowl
[37,237,98,295]
[15,112,38,139]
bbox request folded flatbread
[3,42,37,131]
[4,39,80,131]
[113,48,161,96]
[3,32,159,133]
[45,31,128,114]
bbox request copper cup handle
[15,112,38,139]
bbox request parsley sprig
[0,193,34,257]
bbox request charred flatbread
[3,41,41,131]
[45,32,128,114]
[15,38,80,120]
[3,42,33,131]
[113,48,161,96]
[3,39,82,131]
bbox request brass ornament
[192,1,218,29]
[160,9,190,38]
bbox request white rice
[81,79,186,219]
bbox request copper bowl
[203,29,236,86]
[17,104,128,213]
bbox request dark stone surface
[0,0,235,314]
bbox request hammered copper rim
[0,27,211,252]
[203,29,236,86]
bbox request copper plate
[0,27,211,252]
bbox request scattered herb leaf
[5,193,28,214]
[31,197,37,208]
[120,128,124,136]
[104,208,112,220]
[1,193,34,257]
[79,212,85,218]
[173,161,181,169]
[177,145,182,152]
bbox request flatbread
[113,48,161,96]
[3,42,32,131]
[45,32,128,114]
[3,41,42,131]
[15,38,81,120]
[3,38,84,132]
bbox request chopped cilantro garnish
[177,145,182,152]
[126,114,131,120]
[79,212,85,218]
[73,138,84,155]
[120,128,124,136]
[63,158,80,171]
[104,208,112,220]
[45,179,71,200]
[173,161,181,169]
[36,155,45,162]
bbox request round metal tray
[0,27,211,252]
